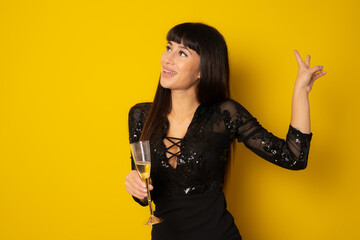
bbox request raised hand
[294,50,327,94]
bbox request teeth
[164,69,176,74]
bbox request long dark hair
[140,22,230,141]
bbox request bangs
[166,23,201,54]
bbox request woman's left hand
[294,50,327,94]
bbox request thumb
[148,177,154,190]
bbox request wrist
[293,83,309,95]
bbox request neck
[170,89,200,117]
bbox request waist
[152,180,224,200]
[154,191,225,217]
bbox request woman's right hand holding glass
[125,170,154,200]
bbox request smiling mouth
[163,69,177,74]
[162,68,177,77]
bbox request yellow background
[1,0,359,239]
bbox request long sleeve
[128,103,151,206]
[220,99,312,170]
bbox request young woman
[125,22,326,240]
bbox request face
[160,41,201,92]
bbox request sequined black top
[128,99,312,240]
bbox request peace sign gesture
[294,50,327,94]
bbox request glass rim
[130,140,149,145]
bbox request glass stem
[145,178,154,216]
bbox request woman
[125,22,326,240]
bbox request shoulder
[218,98,240,108]
[129,102,152,118]
[214,98,253,120]
[216,98,247,112]
[128,103,151,142]
[128,102,152,124]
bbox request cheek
[189,63,201,78]
[160,53,165,65]
[189,58,201,77]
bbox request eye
[179,51,188,57]
[166,46,171,51]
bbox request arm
[225,51,326,170]
[125,104,152,206]
[221,100,312,170]
[291,50,327,133]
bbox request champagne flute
[130,140,163,225]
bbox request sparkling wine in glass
[130,140,163,225]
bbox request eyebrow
[167,41,193,55]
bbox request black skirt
[152,192,242,240]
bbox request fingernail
[320,66,323,70]
[143,189,147,192]
[143,184,146,188]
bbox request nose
[161,50,175,66]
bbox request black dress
[128,99,312,240]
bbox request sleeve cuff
[289,124,313,147]
[289,124,312,137]
[132,196,149,206]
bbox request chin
[160,77,174,89]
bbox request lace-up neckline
[163,136,183,161]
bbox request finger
[128,187,147,199]
[312,70,327,81]
[128,183,148,199]
[144,178,153,190]
[129,170,147,187]
[132,174,148,190]
[125,180,147,199]
[133,172,147,188]
[309,65,323,75]
[139,177,154,190]
[142,177,153,190]
[125,173,148,198]
[131,179,152,197]
[305,55,311,67]
[294,49,304,66]
[130,171,154,193]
